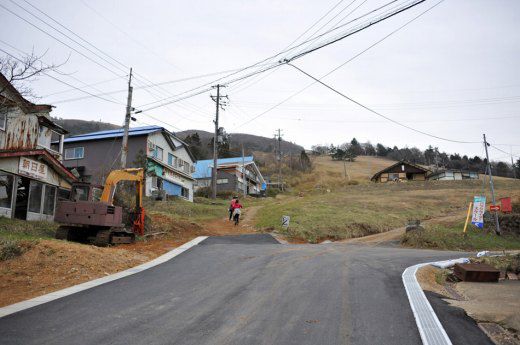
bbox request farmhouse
[371,160,430,183]
[427,169,479,181]
[193,156,266,195]
[0,73,76,221]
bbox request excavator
[54,168,145,246]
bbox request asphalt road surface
[0,234,490,345]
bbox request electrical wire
[0,47,126,105]
[288,63,481,144]
[234,0,445,129]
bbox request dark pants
[229,209,233,220]
[233,213,240,224]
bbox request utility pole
[512,146,517,179]
[483,134,500,235]
[120,68,133,168]
[275,129,283,191]
[210,85,228,199]
[242,143,247,197]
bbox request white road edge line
[0,236,208,319]
[402,261,454,345]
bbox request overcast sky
[1,0,519,161]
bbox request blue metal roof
[193,156,254,179]
[63,125,163,143]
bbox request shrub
[0,239,23,261]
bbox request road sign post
[282,215,290,229]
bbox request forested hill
[177,130,305,160]
[52,118,120,136]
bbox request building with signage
[371,160,430,183]
[193,156,266,196]
[61,125,196,201]
[0,73,76,221]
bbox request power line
[0,47,126,105]
[234,0,445,129]
[288,62,480,144]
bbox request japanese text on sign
[19,156,48,180]
[471,196,486,228]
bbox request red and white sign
[19,156,48,180]
[489,205,501,212]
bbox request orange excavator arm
[100,168,145,236]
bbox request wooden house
[371,160,430,183]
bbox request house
[60,125,196,201]
[193,156,266,195]
[0,73,76,221]
[427,169,479,181]
[371,160,430,183]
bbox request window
[217,178,229,185]
[168,153,175,166]
[388,173,399,181]
[58,188,71,201]
[43,185,56,215]
[28,181,43,213]
[184,163,190,174]
[153,146,163,161]
[72,185,89,201]
[0,107,7,131]
[0,173,14,208]
[64,147,84,160]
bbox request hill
[52,118,120,136]
[177,130,304,158]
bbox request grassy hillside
[256,155,520,245]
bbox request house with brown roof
[371,160,430,183]
[0,73,76,221]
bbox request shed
[371,161,430,183]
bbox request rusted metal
[454,263,500,282]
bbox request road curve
[0,234,489,345]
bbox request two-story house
[193,156,266,195]
[61,125,196,201]
[0,73,76,221]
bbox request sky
[1,0,519,162]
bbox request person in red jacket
[231,199,243,225]
[228,196,237,221]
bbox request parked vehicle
[54,168,145,246]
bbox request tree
[299,150,312,171]
[364,142,376,156]
[349,138,364,156]
[184,132,207,160]
[1,51,63,100]
[311,144,329,155]
[515,158,520,179]
[376,143,388,156]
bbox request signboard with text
[471,196,486,228]
[489,204,501,212]
[282,215,290,228]
[19,156,48,180]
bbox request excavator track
[93,229,111,247]
[55,226,70,240]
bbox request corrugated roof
[193,156,254,179]
[63,125,163,143]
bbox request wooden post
[463,202,473,234]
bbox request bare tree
[0,49,63,100]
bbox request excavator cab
[55,168,145,246]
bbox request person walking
[228,196,237,221]
[231,199,243,226]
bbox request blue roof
[63,125,163,143]
[193,156,254,179]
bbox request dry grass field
[255,155,520,245]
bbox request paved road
[0,234,490,345]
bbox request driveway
[0,234,490,344]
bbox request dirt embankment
[0,207,262,308]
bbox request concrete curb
[0,236,208,319]
[402,262,453,345]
